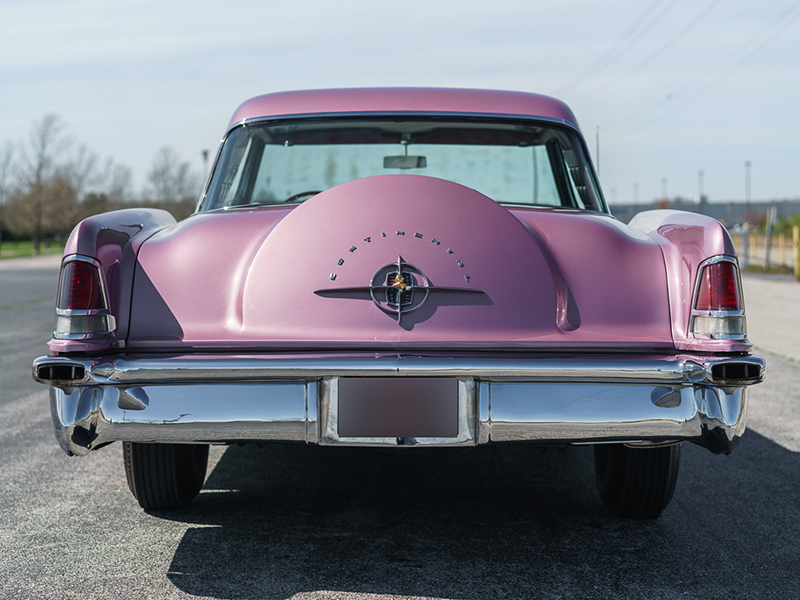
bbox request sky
[1,0,798,207]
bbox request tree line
[0,114,203,254]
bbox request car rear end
[33,88,764,517]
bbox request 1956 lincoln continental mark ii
[33,88,764,518]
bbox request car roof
[227,88,580,131]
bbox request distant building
[609,197,800,227]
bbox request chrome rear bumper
[33,353,765,457]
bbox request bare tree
[42,178,79,240]
[10,176,78,244]
[2,116,140,247]
[66,143,100,203]
[0,142,16,256]
[100,159,133,205]
[145,147,202,204]
[20,114,72,253]
[81,192,110,218]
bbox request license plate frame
[320,377,475,446]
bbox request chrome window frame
[197,111,608,214]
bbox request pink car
[33,88,764,518]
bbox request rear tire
[594,443,680,519]
[123,442,209,510]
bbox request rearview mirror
[383,156,427,169]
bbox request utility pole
[661,177,667,201]
[633,182,639,204]
[698,169,704,198]
[0,145,15,258]
[765,205,777,270]
[794,226,800,282]
[745,160,751,204]
[595,125,600,175]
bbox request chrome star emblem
[315,256,484,326]
[370,257,429,319]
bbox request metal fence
[730,225,800,281]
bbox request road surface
[0,258,797,599]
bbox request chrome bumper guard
[33,353,765,457]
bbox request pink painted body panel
[47,208,175,354]
[128,175,673,350]
[627,210,749,353]
[46,89,751,356]
[227,88,580,131]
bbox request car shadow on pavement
[163,431,800,599]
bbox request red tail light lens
[54,256,115,339]
[57,261,104,311]
[695,261,740,311]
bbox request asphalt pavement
[0,262,798,600]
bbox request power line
[572,0,722,100]
[556,0,672,95]
[615,0,722,86]
[618,0,800,133]
[669,1,800,104]
[596,0,681,75]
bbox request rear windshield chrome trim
[198,112,605,213]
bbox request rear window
[202,116,605,212]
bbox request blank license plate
[337,377,458,438]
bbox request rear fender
[47,209,177,354]
[628,210,749,352]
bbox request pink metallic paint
[126,175,674,350]
[48,208,176,354]
[47,89,749,356]
[227,88,580,131]
[628,210,749,353]
[126,206,293,345]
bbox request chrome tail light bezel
[53,254,117,340]
[689,255,747,340]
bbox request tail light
[54,255,116,339]
[690,257,746,339]
[695,260,741,311]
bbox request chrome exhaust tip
[708,357,765,385]
[33,361,87,385]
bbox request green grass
[744,264,796,276]
[0,240,64,260]
[0,297,55,311]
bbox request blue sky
[1,0,798,206]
